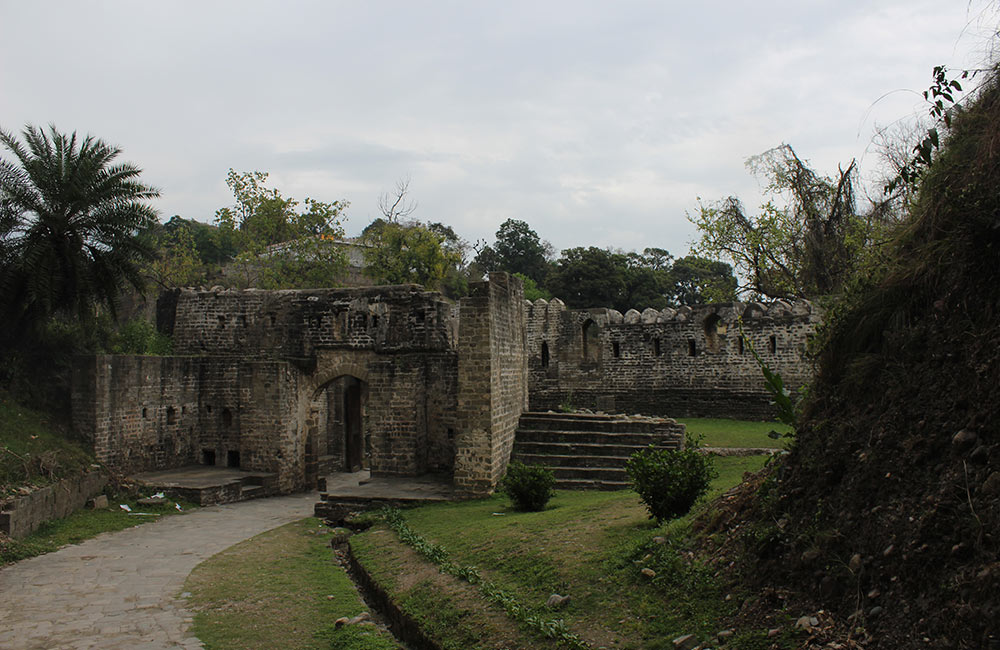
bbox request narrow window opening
[268,313,277,326]
[227,450,241,468]
[768,335,777,354]
[166,406,176,425]
[202,449,216,466]
[222,407,233,429]
[141,407,148,419]
[541,342,550,368]
[415,309,426,324]
[217,315,226,329]
[206,404,213,414]
[653,338,662,356]
[703,314,722,353]
[737,338,744,355]
[687,339,697,356]
[371,314,379,329]
[447,428,455,440]
[612,341,621,358]
[582,319,599,363]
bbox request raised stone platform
[314,470,454,522]
[132,466,278,505]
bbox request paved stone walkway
[0,492,317,650]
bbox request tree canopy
[213,169,349,289]
[689,144,884,300]
[0,125,159,334]
[474,218,551,283]
[361,218,464,292]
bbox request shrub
[626,437,717,523]
[110,318,172,355]
[501,461,555,512]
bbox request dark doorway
[344,383,363,472]
[227,450,240,468]
[312,375,368,475]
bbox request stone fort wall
[526,298,820,420]
[71,275,817,496]
[454,274,528,494]
[73,277,523,495]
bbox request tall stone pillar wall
[454,273,528,495]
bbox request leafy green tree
[361,219,462,290]
[515,272,552,301]
[149,224,205,289]
[213,169,349,289]
[545,247,628,309]
[472,218,553,285]
[668,255,737,305]
[0,125,159,335]
[160,215,236,265]
[690,144,872,299]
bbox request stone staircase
[511,412,685,490]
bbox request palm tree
[0,125,159,335]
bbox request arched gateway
[72,275,530,497]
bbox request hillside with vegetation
[697,71,1000,649]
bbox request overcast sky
[1,1,994,258]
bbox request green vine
[379,507,590,648]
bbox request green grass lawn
[677,417,792,448]
[0,393,94,493]
[0,493,196,564]
[186,517,398,650]
[353,455,772,650]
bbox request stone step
[518,416,665,434]
[512,453,633,468]
[239,484,264,498]
[549,466,628,481]
[513,440,673,458]
[553,478,631,491]
[515,428,676,446]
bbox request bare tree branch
[378,176,418,222]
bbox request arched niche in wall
[703,313,722,353]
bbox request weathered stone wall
[77,285,462,493]
[526,299,820,420]
[454,273,528,494]
[0,471,108,539]
[162,284,455,358]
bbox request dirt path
[0,492,317,650]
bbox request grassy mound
[0,393,94,496]
[717,76,1000,648]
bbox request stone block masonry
[75,277,521,497]
[454,274,528,494]
[526,299,821,420]
[72,276,819,499]
[0,470,108,539]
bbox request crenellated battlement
[524,298,821,419]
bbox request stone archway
[307,375,369,479]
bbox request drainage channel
[328,518,440,650]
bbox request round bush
[625,439,717,523]
[501,461,555,512]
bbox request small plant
[501,461,555,512]
[110,318,173,355]
[626,437,717,523]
